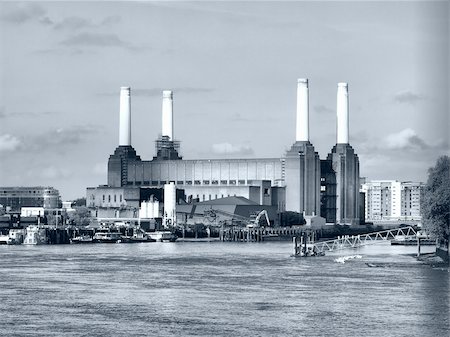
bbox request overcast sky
[0,1,448,200]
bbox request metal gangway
[312,226,418,254]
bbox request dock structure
[295,226,419,256]
[220,226,310,242]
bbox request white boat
[70,235,93,244]
[92,228,122,243]
[147,231,177,242]
[0,235,13,245]
[23,226,47,245]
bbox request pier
[293,226,421,256]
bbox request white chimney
[162,90,173,140]
[337,82,349,144]
[296,78,309,142]
[119,87,131,146]
[164,182,176,227]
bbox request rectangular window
[194,180,201,185]
[120,195,122,202]
[114,195,116,202]
[108,195,111,202]
[103,195,105,202]
[177,181,183,185]
[203,180,210,185]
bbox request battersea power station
[87,79,362,227]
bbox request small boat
[0,235,13,245]
[70,235,93,244]
[92,228,122,243]
[147,231,177,242]
[121,232,156,243]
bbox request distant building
[361,180,424,221]
[0,187,61,212]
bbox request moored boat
[70,235,93,244]
[23,226,47,245]
[92,228,122,243]
[147,231,177,242]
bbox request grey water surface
[0,242,448,337]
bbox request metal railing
[312,226,418,253]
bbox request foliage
[67,206,92,227]
[421,156,450,242]
[72,197,86,207]
[280,211,306,226]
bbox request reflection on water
[0,242,448,337]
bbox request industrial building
[87,79,362,226]
[361,180,424,222]
[0,187,62,212]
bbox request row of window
[127,180,261,186]
[190,194,237,201]
[100,195,123,203]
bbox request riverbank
[417,252,449,267]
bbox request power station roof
[195,196,258,206]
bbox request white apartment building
[361,180,423,221]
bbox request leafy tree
[72,198,86,207]
[421,156,450,243]
[68,206,92,227]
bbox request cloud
[101,16,121,26]
[314,105,334,114]
[0,107,57,119]
[394,90,424,104]
[60,32,132,49]
[53,15,120,31]
[384,128,429,150]
[0,3,48,24]
[0,134,22,152]
[53,17,94,31]
[40,166,73,180]
[211,142,254,156]
[29,125,98,150]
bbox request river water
[0,241,448,337]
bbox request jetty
[293,226,432,257]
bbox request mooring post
[293,236,298,256]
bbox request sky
[0,1,448,200]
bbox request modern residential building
[361,180,424,221]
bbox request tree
[72,198,86,207]
[421,156,450,243]
[67,206,92,227]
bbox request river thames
[0,241,448,337]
